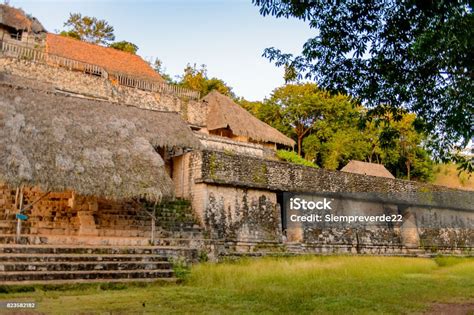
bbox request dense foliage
[60,13,139,54]
[244,84,434,181]
[253,0,473,171]
[178,64,235,98]
[60,13,115,45]
[109,41,138,54]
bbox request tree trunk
[406,160,411,180]
[297,136,303,156]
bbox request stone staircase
[0,193,207,285]
[0,196,205,243]
[0,245,180,285]
[93,199,205,239]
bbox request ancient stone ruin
[0,4,472,285]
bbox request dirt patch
[424,303,474,315]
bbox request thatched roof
[46,33,163,81]
[202,91,295,147]
[0,4,45,33]
[341,160,395,179]
[0,82,200,201]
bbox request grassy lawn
[1,256,473,314]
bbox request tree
[151,58,175,84]
[267,84,347,156]
[384,114,434,181]
[178,64,235,98]
[109,41,138,54]
[61,13,115,45]
[244,83,433,180]
[238,98,293,137]
[300,93,369,169]
[253,1,473,171]
[59,30,81,40]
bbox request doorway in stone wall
[277,192,287,239]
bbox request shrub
[276,150,318,168]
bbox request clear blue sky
[11,0,314,101]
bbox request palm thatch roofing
[0,4,45,33]
[46,33,163,81]
[341,160,395,179]
[0,82,200,201]
[202,91,295,147]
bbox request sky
[11,0,315,101]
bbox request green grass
[1,256,473,314]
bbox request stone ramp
[0,245,193,285]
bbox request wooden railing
[0,41,200,100]
[47,54,105,77]
[115,72,200,99]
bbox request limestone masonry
[0,6,472,280]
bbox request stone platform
[0,245,185,285]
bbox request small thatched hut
[202,91,295,147]
[0,82,200,201]
[0,4,32,32]
[341,160,395,179]
[0,4,45,35]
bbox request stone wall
[172,151,281,243]
[0,185,94,239]
[186,150,473,254]
[0,29,44,48]
[197,150,473,208]
[0,183,203,246]
[196,133,273,158]
[284,193,473,254]
[0,57,206,126]
[203,186,281,242]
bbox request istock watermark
[281,191,473,229]
[289,197,332,210]
[288,196,402,224]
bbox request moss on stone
[252,163,268,185]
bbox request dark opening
[9,29,23,41]
[277,192,286,234]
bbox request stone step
[0,261,172,272]
[0,244,189,255]
[157,230,205,239]
[0,234,152,246]
[0,277,178,286]
[0,227,15,234]
[0,269,174,282]
[98,229,150,238]
[97,217,151,223]
[0,253,169,263]
[154,238,208,247]
[0,221,14,227]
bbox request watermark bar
[282,192,474,229]
[0,301,37,309]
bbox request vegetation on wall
[108,41,138,54]
[276,150,317,168]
